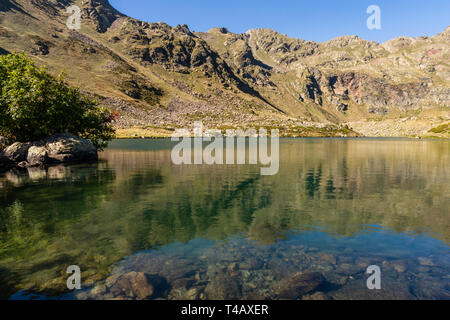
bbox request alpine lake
[0,138,449,300]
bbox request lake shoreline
[112,135,448,140]
[1,138,449,300]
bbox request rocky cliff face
[203,27,449,115]
[0,0,448,137]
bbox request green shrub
[428,123,449,134]
[0,53,115,149]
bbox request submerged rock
[410,279,450,299]
[239,258,264,270]
[418,257,436,267]
[105,272,168,300]
[227,263,239,272]
[329,278,416,300]
[302,292,332,300]
[205,273,241,300]
[390,260,408,273]
[170,277,196,290]
[336,262,364,275]
[319,253,337,265]
[277,272,325,299]
[169,286,203,300]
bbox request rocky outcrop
[43,133,98,163]
[1,142,31,162]
[0,133,98,170]
[79,0,123,33]
[27,145,49,166]
[30,39,50,56]
[111,18,260,96]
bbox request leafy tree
[0,53,115,149]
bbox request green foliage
[0,53,114,149]
[428,123,449,134]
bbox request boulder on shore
[0,154,13,170]
[1,142,31,162]
[0,133,98,169]
[27,145,49,166]
[44,133,98,163]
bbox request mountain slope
[0,0,448,138]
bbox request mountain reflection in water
[0,138,449,300]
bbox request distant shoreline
[112,135,448,140]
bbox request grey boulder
[1,142,31,162]
[0,133,98,168]
[0,154,13,170]
[44,133,98,163]
[27,145,49,166]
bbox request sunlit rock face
[1,1,448,137]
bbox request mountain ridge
[0,0,448,138]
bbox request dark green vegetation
[428,122,450,134]
[0,53,114,149]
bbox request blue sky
[109,0,450,43]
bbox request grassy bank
[114,124,359,139]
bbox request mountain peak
[77,0,123,32]
[323,35,378,47]
[208,27,229,34]
[0,1,448,137]
[433,25,450,40]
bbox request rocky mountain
[0,0,449,137]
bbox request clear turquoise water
[1,138,449,300]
